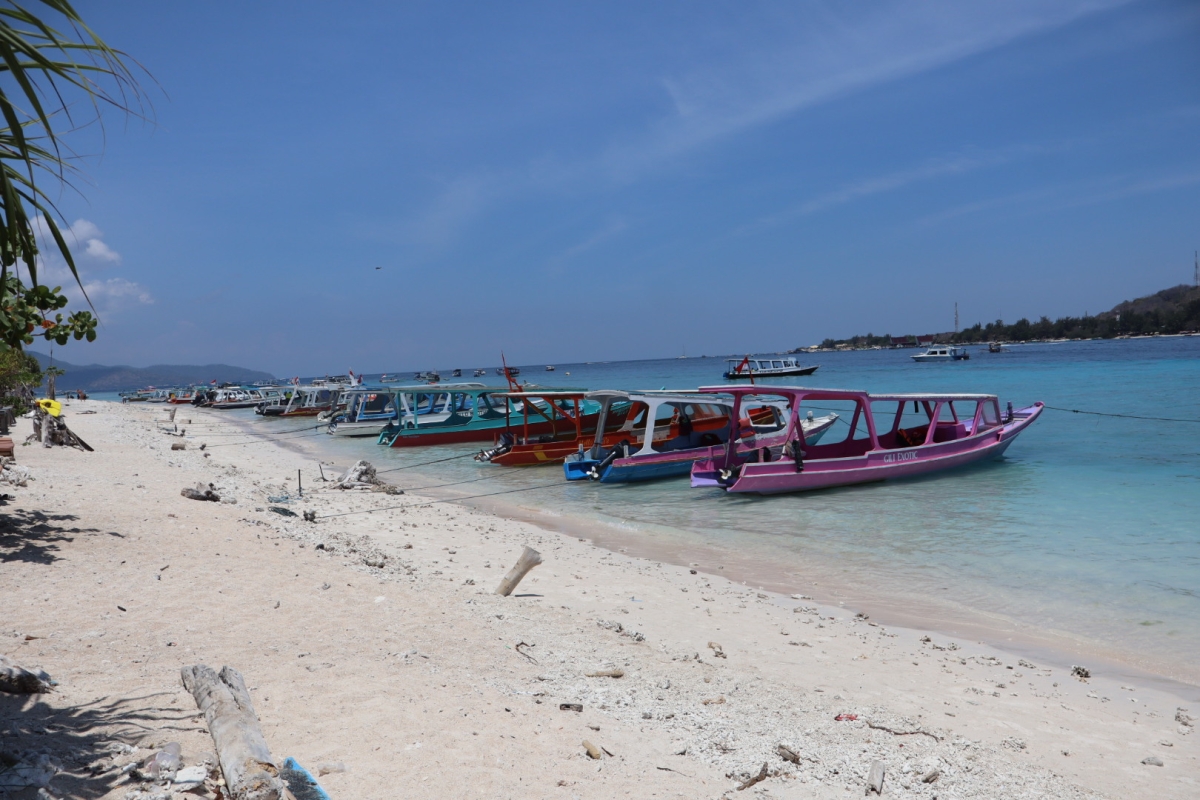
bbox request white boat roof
[700,385,997,402]
[585,389,734,405]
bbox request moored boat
[563,390,837,483]
[911,345,969,362]
[723,355,818,379]
[691,386,1041,494]
[259,385,341,417]
[475,391,623,465]
[377,385,580,447]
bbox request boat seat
[932,421,967,443]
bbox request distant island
[799,284,1200,351]
[26,351,276,392]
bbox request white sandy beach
[1,400,1196,799]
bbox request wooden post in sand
[495,546,543,596]
[181,665,284,800]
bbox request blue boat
[563,390,838,483]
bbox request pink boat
[690,385,1042,494]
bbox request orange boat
[477,390,752,466]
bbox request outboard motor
[587,440,630,480]
[476,431,515,462]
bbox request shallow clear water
[106,338,1200,683]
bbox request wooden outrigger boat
[474,391,628,465]
[168,388,197,404]
[562,390,837,483]
[258,385,341,417]
[377,385,583,448]
[326,383,486,438]
[691,386,1042,494]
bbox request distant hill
[806,283,1200,349]
[1101,283,1200,320]
[27,351,276,392]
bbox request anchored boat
[377,385,581,447]
[562,390,838,483]
[911,345,970,362]
[691,386,1041,494]
[475,391,628,466]
[723,355,819,380]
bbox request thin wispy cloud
[556,219,629,262]
[597,0,1132,180]
[405,0,1133,247]
[917,169,1200,228]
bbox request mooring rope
[314,480,567,520]
[1042,405,1200,424]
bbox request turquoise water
[109,338,1200,684]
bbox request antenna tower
[954,302,959,333]
[1194,250,1198,288]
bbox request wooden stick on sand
[495,546,543,596]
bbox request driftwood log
[0,654,52,694]
[495,546,543,596]
[181,665,284,800]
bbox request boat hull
[723,365,818,379]
[383,414,590,448]
[327,419,391,437]
[568,414,838,483]
[692,404,1042,494]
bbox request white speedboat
[911,346,970,362]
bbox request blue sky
[35,0,1200,374]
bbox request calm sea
[98,338,1200,687]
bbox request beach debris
[495,546,543,596]
[28,404,93,451]
[865,760,886,795]
[921,768,941,783]
[363,554,386,568]
[707,641,726,658]
[559,703,583,712]
[702,696,725,705]
[864,720,943,741]
[0,654,54,694]
[0,753,59,789]
[585,668,624,678]
[1070,665,1091,680]
[514,641,538,664]
[582,740,603,759]
[181,483,220,502]
[0,457,32,486]
[1141,755,1164,767]
[302,510,317,522]
[331,460,399,493]
[596,619,644,642]
[170,442,186,450]
[835,713,858,722]
[280,757,333,800]
[172,765,209,791]
[141,742,182,780]
[776,744,802,764]
[268,506,297,517]
[315,761,347,776]
[181,664,286,800]
[1176,707,1193,727]
[736,762,769,791]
